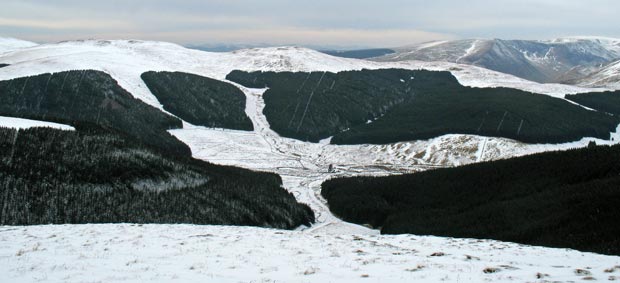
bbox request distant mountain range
[370,37,620,86]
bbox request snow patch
[456,39,481,63]
[319,136,333,145]
[0,116,74,131]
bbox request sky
[1,0,619,49]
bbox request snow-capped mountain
[375,37,620,84]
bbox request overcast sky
[1,0,619,48]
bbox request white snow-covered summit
[0,37,38,54]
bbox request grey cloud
[1,0,619,47]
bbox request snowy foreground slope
[3,224,620,283]
[1,39,620,282]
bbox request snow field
[2,224,620,283]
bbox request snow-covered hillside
[574,59,620,89]
[1,38,620,282]
[0,37,38,54]
[553,36,620,57]
[554,37,620,89]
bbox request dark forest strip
[322,144,620,255]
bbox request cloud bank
[1,0,618,48]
